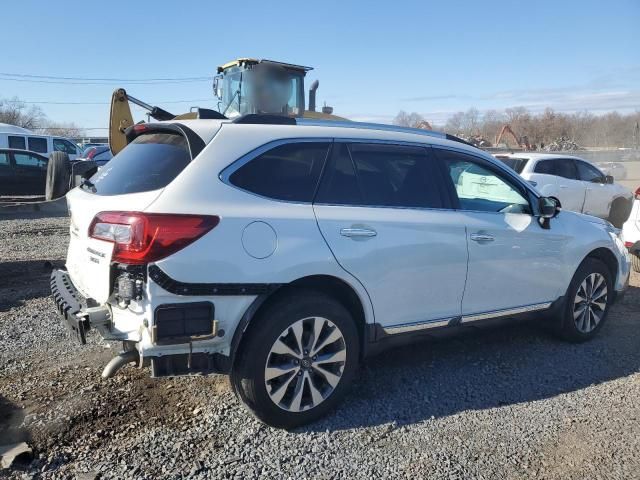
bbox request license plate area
[66,235,114,303]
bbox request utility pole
[634,121,639,150]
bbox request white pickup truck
[496,153,633,228]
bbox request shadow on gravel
[0,394,30,444]
[306,286,640,432]
[0,259,64,312]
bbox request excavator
[494,124,533,151]
[109,58,345,155]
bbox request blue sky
[1,0,638,132]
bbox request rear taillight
[86,148,97,160]
[634,186,640,200]
[89,212,219,264]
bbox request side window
[229,142,330,202]
[576,160,603,182]
[437,149,531,214]
[534,159,577,179]
[315,143,362,205]
[347,143,443,208]
[0,152,10,165]
[14,153,46,168]
[28,137,48,154]
[8,136,26,149]
[53,138,79,155]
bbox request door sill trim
[382,302,552,335]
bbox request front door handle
[470,233,494,242]
[340,227,377,238]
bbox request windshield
[220,65,303,117]
[83,132,190,195]
[498,157,529,174]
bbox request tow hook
[102,350,140,379]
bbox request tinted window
[86,132,190,195]
[0,152,9,165]
[229,142,330,202]
[28,137,48,154]
[315,143,361,204]
[534,158,577,179]
[438,149,531,214]
[348,144,442,208]
[497,156,528,174]
[53,138,78,155]
[14,153,46,168]
[576,160,603,182]
[8,136,26,149]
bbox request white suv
[496,153,632,228]
[51,117,630,428]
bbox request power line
[0,72,212,85]
[18,98,214,105]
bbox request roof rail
[297,118,446,140]
[230,115,478,147]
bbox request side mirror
[605,175,614,184]
[538,196,560,229]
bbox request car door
[313,142,468,329]
[435,148,570,316]
[13,152,48,195]
[575,159,612,218]
[534,158,586,213]
[0,151,16,195]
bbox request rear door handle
[470,233,494,242]
[340,227,377,238]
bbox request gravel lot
[1,214,639,479]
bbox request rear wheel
[45,152,71,200]
[557,258,612,342]
[231,290,359,429]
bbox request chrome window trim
[383,302,552,335]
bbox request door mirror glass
[605,175,614,184]
[539,196,560,219]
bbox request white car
[51,118,630,428]
[496,153,632,228]
[622,186,640,272]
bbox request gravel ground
[1,214,639,479]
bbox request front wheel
[231,290,359,429]
[557,258,613,342]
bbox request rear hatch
[65,125,205,303]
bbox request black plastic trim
[148,265,282,296]
[232,114,297,125]
[124,123,206,159]
[50,269,88,344]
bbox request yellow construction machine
[109,58,344,154]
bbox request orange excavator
[494,124,532,150]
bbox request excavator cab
[214,58,310,117]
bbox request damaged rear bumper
[50,269,113,344]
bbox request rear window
[229,142,330,202]
[85,132,190,195]
[498,157,528,174]
[28,137,48,154]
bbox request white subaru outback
[51,116,630,428]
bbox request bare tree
[0,97,45,130]
[38,121,84,138]
[393,110,426,128]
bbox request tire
[556,258,613,342]
[608,197,632,229]
[45,152,71,200]
[231,289,360,429]
[632,254,640,274]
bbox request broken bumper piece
[50,269,112,344]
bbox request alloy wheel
[264,317,347,412]
[573,272,608,333]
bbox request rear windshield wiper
[81,179,97,193]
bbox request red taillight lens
[625,241,634,248]
[86,148,97,160]
[89,212,219,264]
[634,186,640,200]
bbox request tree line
[394,107,640,149]
[0,97,84,137]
